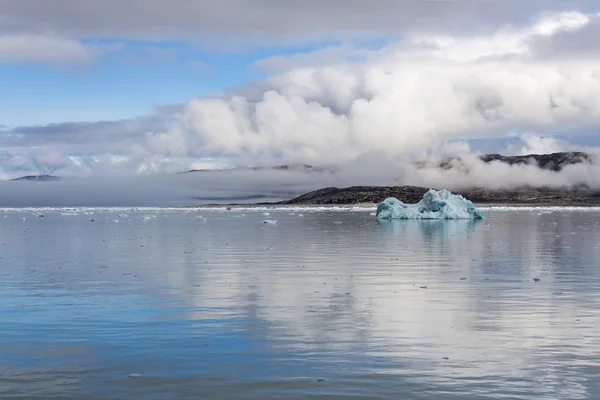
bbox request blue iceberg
[376,189,484,220]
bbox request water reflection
[1,209,600,399]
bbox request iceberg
[376,189,484,220]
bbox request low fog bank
[1,152,599,207]
[397,152,600,190]
[0,169,342,207]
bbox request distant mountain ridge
[11,175,62,182]
[279,185,600,206]
[420,151,592,172]
[478,152,591,170]
[180,164,327,174]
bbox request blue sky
[1,43,265,126]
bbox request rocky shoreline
[275,186,600,207]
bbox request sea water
[1,207,600,399]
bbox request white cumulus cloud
[0,34,91,63]
[146,12,600,170]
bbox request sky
[1,0,600,180]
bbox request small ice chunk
[142,215,156,221]
[262,212,271,216]
[263,220,278,224]
[334,221,343,224]
[376,189,484,220]
[128,373,142,379]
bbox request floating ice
[376,189,484,220]
[263,220,278,224]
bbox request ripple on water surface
[1,208,600,399]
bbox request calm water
[1,208,600,399]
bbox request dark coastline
[275,186,600,206]
[192,186,600,207]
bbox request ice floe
[376,189,484,220]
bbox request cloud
[1,2,598,66]
[0,33,92,63]
[0,112,172,151]
[529,14,600,59]
[0,110,176,177]
[403,154,600,190]
[512,133,580,155]
[111,43,179,65]
[410,10,592,62]
[2,7,600,195]
[0,152,30,171]
[252,45,373,73]
[531,10,590,36]
[1,0,596,43]
[144,12,600,168]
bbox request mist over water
[0,170,342,207]
[1,153,600,207]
